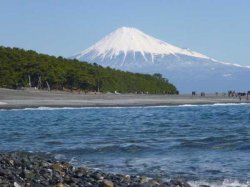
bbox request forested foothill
[0,46,178,94]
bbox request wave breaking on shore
[1,103,250,111]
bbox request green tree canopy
[0,46,178,94]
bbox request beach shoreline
[0,152,196,187]
[0,88,249,109]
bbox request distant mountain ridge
[72,27,250,93]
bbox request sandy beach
[0,88,248,109]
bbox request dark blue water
[0,104,250,186]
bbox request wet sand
[0,88,248,109]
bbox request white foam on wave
[23,107,83,111]
[0,106,95,111]
[179,104,200,107]
[212,103,249,106]
[0,103,250,111]
[0,105,176,111]
[0,106,137,111]
[145,103,250,108]
[189,179,250,187]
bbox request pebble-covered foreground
[0,152,210,187]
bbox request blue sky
[0,0,250,65]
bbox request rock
[52,171,63,183]
[9,160,15,166]
[41,162,50,168]
[170,179,191,187]
[159,182,171,187]
[139,176,149,183]
[13,182,22,187]
[199,185,210,187]
[61,162,72,170]
[75,168,86,178]
[70,177,80,184]
[149,179,160,186]
[101,179,114,187]
[0,152,201,187]
[130,184,151,187]
[52,163,64,172]
[0,168,10,176]
[20,168,30,179]
[56,183,65,187]
[91,172,103,180]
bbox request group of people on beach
[191,90,250,101]
[228,90,250,101]
[191,91,205,96]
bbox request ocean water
[0,104,250,186]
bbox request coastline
[0,152,200,187]
[0,152,247,187]
[1,89,250,187]
[0,88,249,109]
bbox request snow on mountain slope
[71,27,250,93]
[74,27,210,62]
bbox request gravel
[0,152,209,187]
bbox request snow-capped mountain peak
[74,27,210,61]
[72,27,250,92]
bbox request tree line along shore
[0,46,178,95]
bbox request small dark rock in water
[0,152,209,187]
[170,179,191,187]
[101,179,114,187]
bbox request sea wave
[54,144,149,155]
[212,103,250,106]
[179,103,250,107]
[189,179,250,187]
[1,102,250,111]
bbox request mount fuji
[71,27,250,93]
